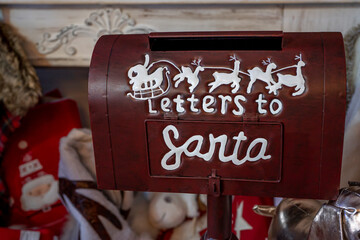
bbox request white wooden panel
[2,6,282,66]
[127,6,283,32]
[4,4,360,67]
[283,5,360,34]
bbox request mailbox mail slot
[89,31,346,199]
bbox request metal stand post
[201,194,238,240]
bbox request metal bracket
[209,169,221,197]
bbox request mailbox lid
[89,32,346,199]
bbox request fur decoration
[58,129,149,240]
[0,22,41,116]
[344,24,360,104]
[341,25,360,187]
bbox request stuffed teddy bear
[148,192,202,230]
[128,192,207,240]
[129,193,273,240]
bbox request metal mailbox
[89,31,346,199]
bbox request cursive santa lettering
[161,125,271,171]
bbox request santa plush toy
[8,137,68,233]
[1,98,82,238]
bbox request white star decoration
[234,201,253,239]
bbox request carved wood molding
[36,8,154,56]
[3,3,360,67]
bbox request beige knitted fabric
[0,22,41,116]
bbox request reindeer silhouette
[246,58,277,94]
[173,59,205,93]
[128,54,167,92]
[208,56,242,93]
[267,54,306,96]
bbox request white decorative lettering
[270,99,283,115]
[148,99,157,114]
[160,98,171,112]
[187,94,200,113]
[256,94,267,114]
[203,95,216,113]
[232,95,246,116]
[161,125,271,171]
[173,94,185,113]
[218,95,232,115]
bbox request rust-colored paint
[89,31,346,200]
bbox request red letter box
[89,31,346,200]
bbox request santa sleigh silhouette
[127,54,170,100]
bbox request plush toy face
[148,193,187,230]
[20,174,59,211]
[28,183,52,197]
